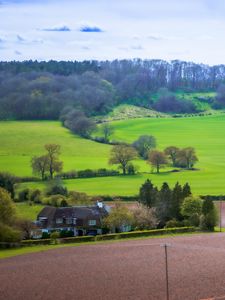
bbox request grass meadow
[2,114,225,196]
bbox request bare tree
[109,145,137,175]
[164,146,179,167]
[148,150,167,173]
[45,144,63,179]
[31,155,49,180]
[102,123,114,142]
[178,147,198,169]
[133,135,156,159]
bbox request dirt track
[2,233,225,300]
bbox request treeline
[1,59,225,120]
[139,180,217,231]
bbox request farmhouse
[34,202,109,238]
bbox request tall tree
[164,146,179,167]
[0,172,17,199]
[132,135,156,159]
[177,147,198,169]
[103,202,134,233]
[148,150,167,173]
[101,123,114,143]
[139,179,158,208]
[171,182,184,220]
[31,155,49,180]
[0,187,16,225]
[156,182,172,226]
[45,144,63,179]
[183,182,192,198]
[109,145,137,175]
[200,199,218,231]
[132,204,158,230]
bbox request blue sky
[1,0,225,64]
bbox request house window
[73,218,77,225]
[56,218,63,224]
[66,218,72,225]
[88,220,96,226]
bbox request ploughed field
[2,114,225,195]
[2,233,225,300]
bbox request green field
[2,114,225,196]
[15,203,44,220]
[0,121,111,176]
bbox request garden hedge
[19,227,196,247]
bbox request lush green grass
[15,203,44,220]
[3,114,225,196]
[0,121,112,176]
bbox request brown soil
[2,233,225,300]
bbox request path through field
[2,233,225,300]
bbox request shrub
[43,194,67,207]
[29,189,42,203]
[21,238,51,246]
[0,222,21,244]
[18,188,30,202]
[42,232,50,239]
[60,230,74,238]
[61,236,95,243]
[50,231,60,244]
[200,199,218,231]
[189,213,200,227]
[165,219,183,228]
[77,169,96,178]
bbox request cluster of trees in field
[108,138,198,175]
[101,180,218,232]
[30,139,198,181]
[2,59,225,120]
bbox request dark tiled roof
[37,205,108,229]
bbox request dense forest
[1,59,225,120]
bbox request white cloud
[1,0,225,64]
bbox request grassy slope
[13,114,225,196]
[70,113,225,195]
[15,203,44,220]
[0,121,112,176]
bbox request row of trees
[108,143,198,175]
[103,180,217,232]
[30,141,198,180]
[138,180,217,230]
[149,146,198,173]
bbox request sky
[1,0,225,65]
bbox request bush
[50,231,60,244]
[0,222,21,244]
[21,238,51,246]
[43,194,67,207]
[165,219,183,228]
[200,198,218,231]
[61,236,95,243]
[77,169,96,178]
[60,230,74,238]
[18,188,30,202]
[29,189,42,203]
[46,185,68,196]
[189,213,200,227]
[42,232,50,239]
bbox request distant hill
[0,59,225,121]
